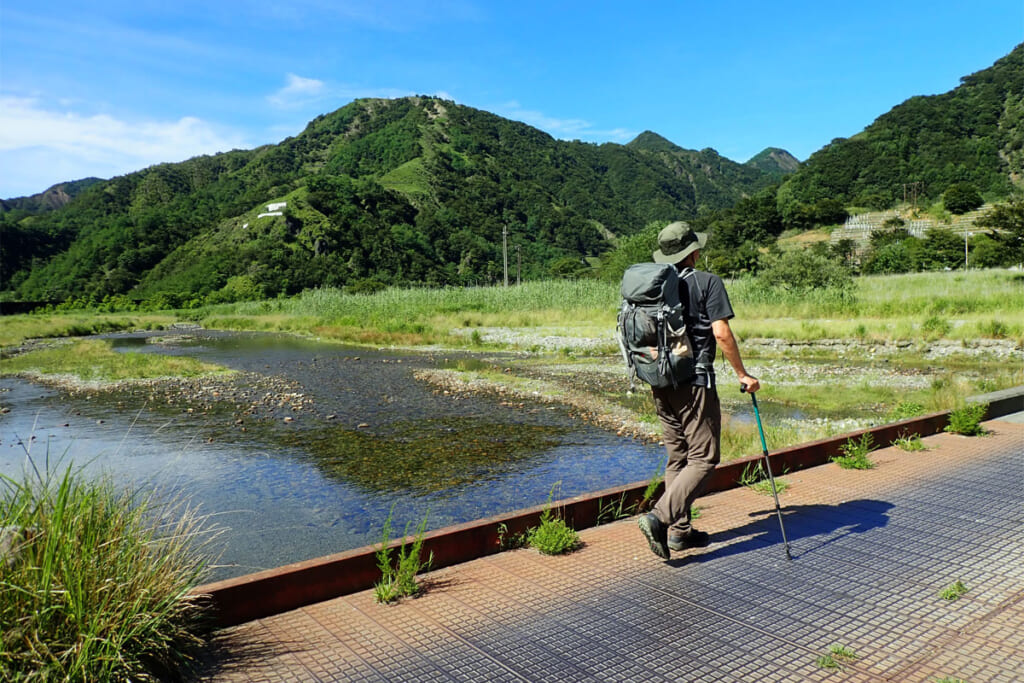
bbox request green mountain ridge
[1,97,786,300]
[3,41,1023,303]
[777,42,1024,211]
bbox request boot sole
[638,515,670,559]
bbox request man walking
[637,221,760,559]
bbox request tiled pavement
[198,419,1024,682]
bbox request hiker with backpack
[618,221,760,559]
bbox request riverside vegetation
[1,269,1021,673]
[0,464,219,680]
[4,268,1022,462]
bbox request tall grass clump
[0,463,218,681]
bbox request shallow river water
[0,331,665,580]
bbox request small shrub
[596,494,635,525]
[527,485,580,555]
[832,434,876,469]
[938,579,969,601]
[945,403,987,436]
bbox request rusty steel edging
[194,388,1022,627]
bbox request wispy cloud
[267,73,326,108]
[495,101,636,143]
[0,96,248,197]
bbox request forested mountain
[745,148,801,178]
[0,178,104,214]
[4,42,1022,304]
[626,132,789,213]
[777,42,1024,215]
[1,98,785,302]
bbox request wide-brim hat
[653,221,707,264]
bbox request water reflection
[1,331,664,580]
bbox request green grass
[892,432,928,452]
[5,270,1023,350]
[738,462,790,496]
[0,462,217,680]
[0,339,232,383]
[831,434,876,470]
[0,313,175,348]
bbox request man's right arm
[711,318,759,392]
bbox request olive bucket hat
[653,221,707,264]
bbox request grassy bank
[198,268,1024,348]
[2,270,1022,351]
[0,339,233,384]
[0,465,217,680]
[0,313,175,348]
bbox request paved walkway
[199,419,1024,682]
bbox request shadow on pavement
[669,499,895,567]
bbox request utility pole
[502,224,509,287]
[964,231,972,271]
[516,245,521,285]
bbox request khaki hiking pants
[651,384,721,536]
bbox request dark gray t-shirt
[677,267,734,378]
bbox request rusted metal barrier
[194,389,1022,627]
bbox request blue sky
[2,1,1022,198]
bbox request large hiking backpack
[616,263,697,391]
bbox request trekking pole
[741,385,792,561]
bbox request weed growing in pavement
[496,522,529,550]
[938,580,969,601]
[892,431,928,452]
[832,434,876,469]
[738,462,790,496]
[945,403,988,436]
[596,493,634,525]
[932,677,966,683]
[373,506,433,604]
[527,484,580,555]
[815,644,859,671]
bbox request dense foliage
[776,43,1024,216]
[1,98,782,302]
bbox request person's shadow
[667,499,895,567]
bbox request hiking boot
[668,529,710,551]
[638,513,670,559]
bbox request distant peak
[627,131,682,152]
[745,148,801,175]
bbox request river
[0,330,665,580]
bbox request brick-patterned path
[199,420,1024,682]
